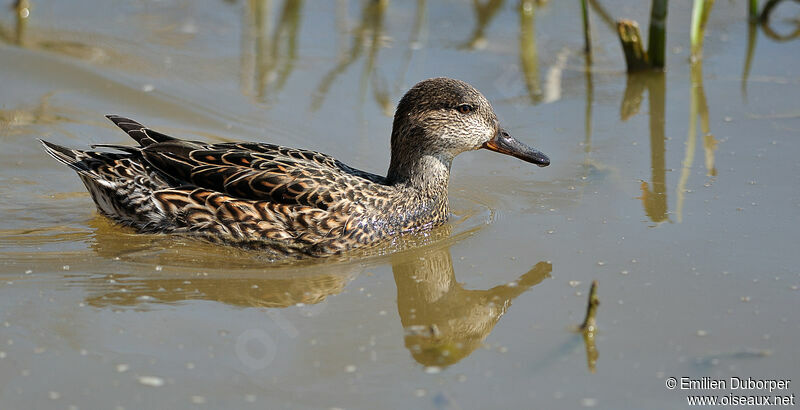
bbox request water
[1,1,799,408]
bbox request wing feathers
[106,115,178,146]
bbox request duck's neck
[388,152,452,193]
[386,152,453,224]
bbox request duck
[41,78,549,259]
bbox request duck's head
[388,78,549,183]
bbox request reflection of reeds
[461,0,506,50]
[586,0,615,32]
[15,0,30,46]
[0,0,31,45]
[621,72,668,223]
[395,0,427,93]
[519,0,542,103]
[311,0,387,111]
[240,0,304,102]
[677,61,716,223]
[583,44,594,158]
[645,72,668,223]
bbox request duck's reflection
[393,246,551,367]
[82,216,356,308]
[82,217,550,367]
[84,270,352,309]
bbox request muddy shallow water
[1,1,799,409]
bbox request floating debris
[137,376,165,387]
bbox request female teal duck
[41,78,549,258]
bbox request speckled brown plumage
[41,78,549,259]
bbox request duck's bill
[482,130,550,167]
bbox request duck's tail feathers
[41,139,166,222]
[40,139,93,174]
[90,143,142,154]
[105,115,177,147]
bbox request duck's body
[42,78,549,258]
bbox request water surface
[1,1,799,408]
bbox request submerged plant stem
[580,280,599,332]
[580,280,599,373]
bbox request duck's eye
[456,104,474,114]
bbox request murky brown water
[1,1,799,408]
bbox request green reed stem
[690,0,715,61]
[749,0,759,22]
[581,0,592,55]
[647,0,668,69]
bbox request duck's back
[42,116,400,258]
